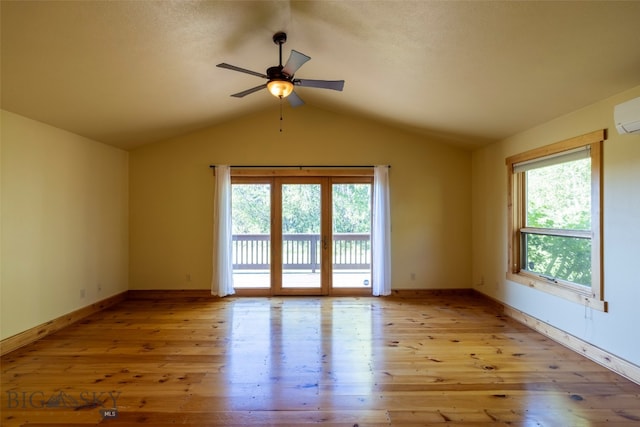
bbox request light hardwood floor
[2,292,640,426]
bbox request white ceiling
[2,1,640,150]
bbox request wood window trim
[505,129,608,312]
[230,168,374,177]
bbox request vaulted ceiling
[2,1,640,150]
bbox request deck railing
[232,233,370,272]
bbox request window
[506,130,607,311]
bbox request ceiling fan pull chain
[279,96,284,132]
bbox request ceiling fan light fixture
[218,32,344,106]
[267,79,294,98]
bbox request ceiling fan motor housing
[267,66,289,81]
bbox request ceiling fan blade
[282,50,311,76]
[294,79,345,91]
[230,83,267,98]
[217,63,268,79]
[287,91,305,108]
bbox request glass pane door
[332,181,372,290]
[231,182,271,289]
[280,182,322,291]
[231,175,372,296]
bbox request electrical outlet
[186,273,191,282]
[97,283,102,292]
[410,272,416,281]
[80,288,86,298]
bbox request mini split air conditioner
[614,97,640,135]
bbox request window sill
[506,272,608,312]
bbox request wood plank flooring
[2,293,640,426]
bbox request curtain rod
[208,165,390,169]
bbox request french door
[273,178,324,294]
[231,175,372,296]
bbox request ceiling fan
[217,32,345,108]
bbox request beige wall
[1,110,129,340]
[129,105,472,291]
[471,86,640,366]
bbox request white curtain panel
[372,165,391,296]
[211,165,235,297]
